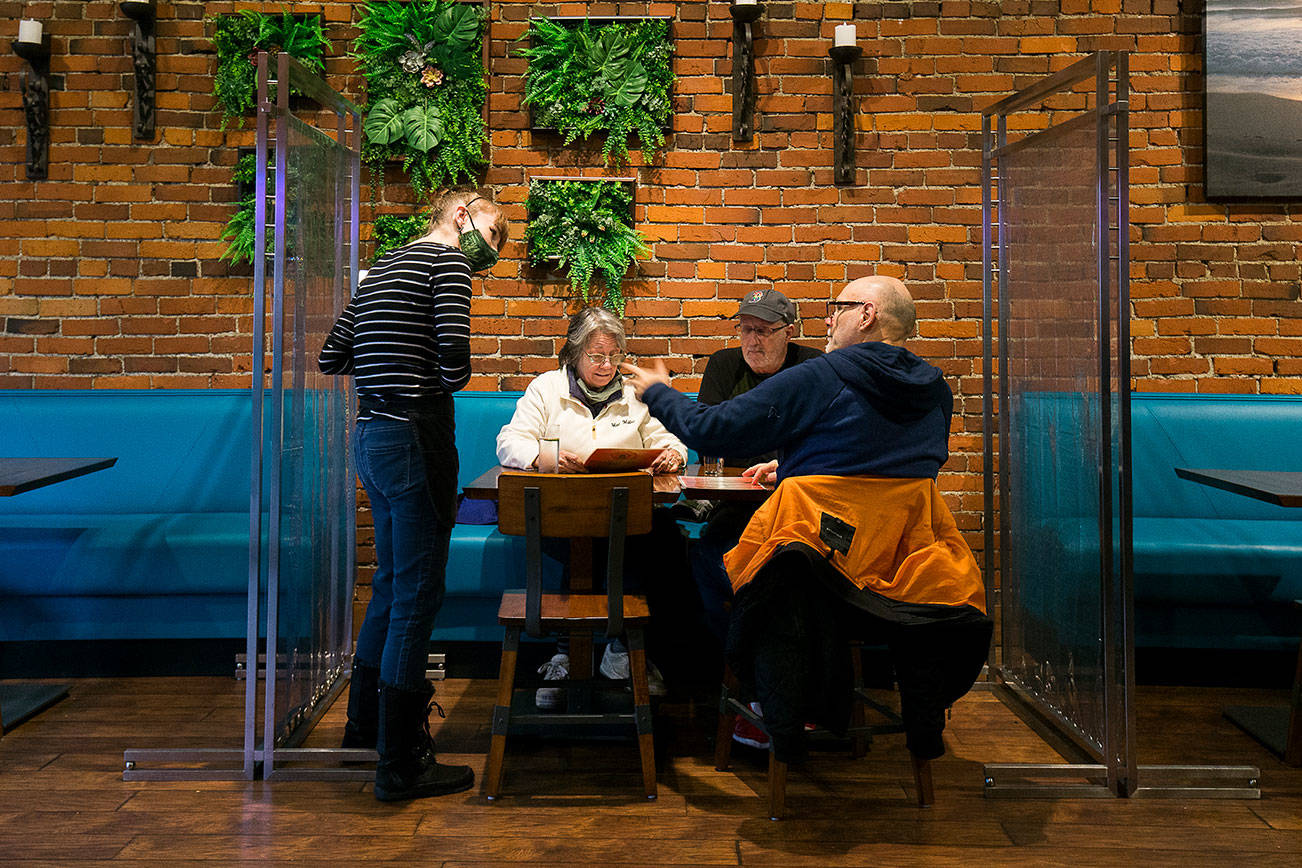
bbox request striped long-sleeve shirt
[318,241,473,420]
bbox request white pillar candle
[834,23,857,48]
[18,19,42,45]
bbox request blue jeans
[352,396,457,691]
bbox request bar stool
[484,471,657,800]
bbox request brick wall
[3,0,1302,570]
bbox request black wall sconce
[12,19,51,181]
[730,0,762,141]
[120,0,156,140]
[829,24,861,186]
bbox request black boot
[374,680,474,802]
[341,661,380,749]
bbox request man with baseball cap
[689,288,821,747]
[699,288,821,406]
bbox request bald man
[622,274,948,486]
[622,275,989,764]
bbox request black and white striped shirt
[318,242,473,420]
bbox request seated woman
[496,306,689,709]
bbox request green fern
[524,179,649,315]
[210,9,331,128]
[371,212,430,263]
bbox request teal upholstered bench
[1131,393,1302,652]
[1016,391,1302,654]
[438,390,544,642]
[0,390,256,641]
[0,389,547,645]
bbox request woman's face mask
[458,207,499,274]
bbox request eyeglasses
[584,352,627,367]
[734,323,787,339]
[825,299,864,320]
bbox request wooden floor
[1,675,1301,865]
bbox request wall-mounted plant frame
[353,0,490,201]
[524,175,647,315]
[519,16,675,166]
[210,9,330,129]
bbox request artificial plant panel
[353,0,489,199]
[519,17,675,166]
[211,9,330,128]
[219,152,264,265]
[524,177,648,315]
[371,212,432,263]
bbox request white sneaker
[600,644,667,697]
[646,661,667,697]
[599,644,630,680]
[535,653,568,711]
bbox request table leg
[0,682,69,735]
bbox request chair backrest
[497,471,654,638]
[497,472,654,538]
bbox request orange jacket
[723,475,986,614]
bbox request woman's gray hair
[558,307,626,368]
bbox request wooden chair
[713,644,934,820]
[484,471,657,800]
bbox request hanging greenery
[211,9,330,128]
[524,178,648,315]
[219,153,263,266]
[518,18,675,166]
[353,0,489,200]
[371,212,431,263]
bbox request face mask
[458,208,499,274]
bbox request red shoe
[732,701,771,750]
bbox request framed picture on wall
[1204,1,1302,198]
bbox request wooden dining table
[1175,466,1302,766]
[1,456,118,735]
[462,464,772,505]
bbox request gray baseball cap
[735,288,796,324]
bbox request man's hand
[648,448,683,476]
[742,459,778,485]
[620,358,671,400]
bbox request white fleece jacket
[495,367,688,469]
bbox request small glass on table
[700,456,725,477]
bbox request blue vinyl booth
[4,388,1299,656]
[1016,391,1302,656]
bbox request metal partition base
[984,683,1260,799]
[983,763,1259,799]
[123,748,257,782]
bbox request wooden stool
[484,472,657,801]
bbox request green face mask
[458,208,499,274]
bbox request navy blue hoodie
[643,341,952,480]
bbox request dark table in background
[1175,466,1302,766]
[1,457,118,735]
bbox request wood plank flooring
[1,675,1300,865]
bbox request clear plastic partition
[264,111,356,747]
[998,115,1109,756]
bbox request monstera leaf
[610,60,647,109]
[435,3,480,52]
[401,104,444,152]
[363,98,406,145]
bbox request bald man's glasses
[825,300,864,320]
